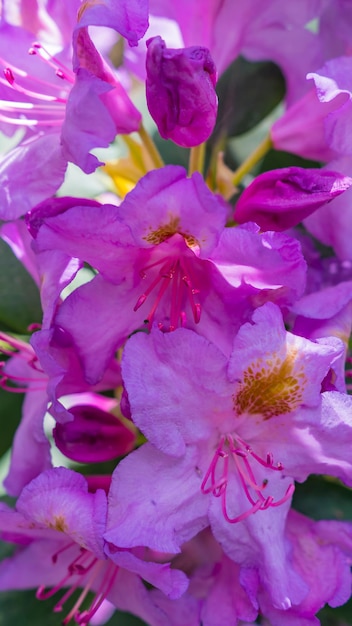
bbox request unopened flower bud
[234,167,352,231]
[146,36,218,147]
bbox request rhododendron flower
[0,323,122,496]
[0,468,187,625]
[292,279,352,349]
[150,528,259,625]
[106,303,352,608]
[145,36,217,147]
[0,9,142,218]
[27,166,307,382]
[307,57,352,157]
[258,510,352,625]
[150,511,352,626]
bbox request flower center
[233,349,307,419]
[36,543,118,625]
[201,434,294,523]
[134,253,201,330]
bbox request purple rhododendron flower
[149,510,352,625]
[2,2,352,623]
[146,36,218,147]
[258,510,352,625]
[0,9,143,218]
[27,166,307,382]
[106,303,352,608]
[234,167,352,231]
[0,468,187,625]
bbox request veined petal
[106,444,209,553]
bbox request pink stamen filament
[29,42,75,83]
[2,71,67,103]
[0,113,63,126]
[37,546,118,625]
[201,434,294,523]
[75,562,118,625]
[134,255,201,329]
[0,42,74,126]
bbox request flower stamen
[201,434,294,523]
[134,254,201,330]
[37,545,118,625]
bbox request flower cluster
[1,1,352,625]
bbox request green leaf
[293,475,352,521]
[0,388,23,457]
[318,597,352,625]
[0,589,148,626]
[153,134,190,168]
[0,239,42,333]
[260,148,321,172]
[210,56,285,145]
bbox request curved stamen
[180,256,201,324]
[75,561,118,625]
[3,68,67,103]
[134,254,201,330]
[0,113,63,126]
[201,434,294,523]
[28,42,75,83]
[37,545,118,625]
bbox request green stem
[138,124,164,169]
[232,135,272,186]
[188,142,206,176]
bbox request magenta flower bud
[234,167,352,231]
[53,404,136,463]
[146,36,218,147]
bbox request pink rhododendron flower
[149,511,352,626]
[258,510,352,625]
[0,468,187,625]
[106,303,352,608]
[0,7,142,218]
[27,166,307,382]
